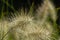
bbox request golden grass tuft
[0,0,59,40]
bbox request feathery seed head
[0,0,59,40]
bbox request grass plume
[0,0,59,40]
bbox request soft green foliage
[0,0,60,40]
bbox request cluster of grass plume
[0,0,60,40]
